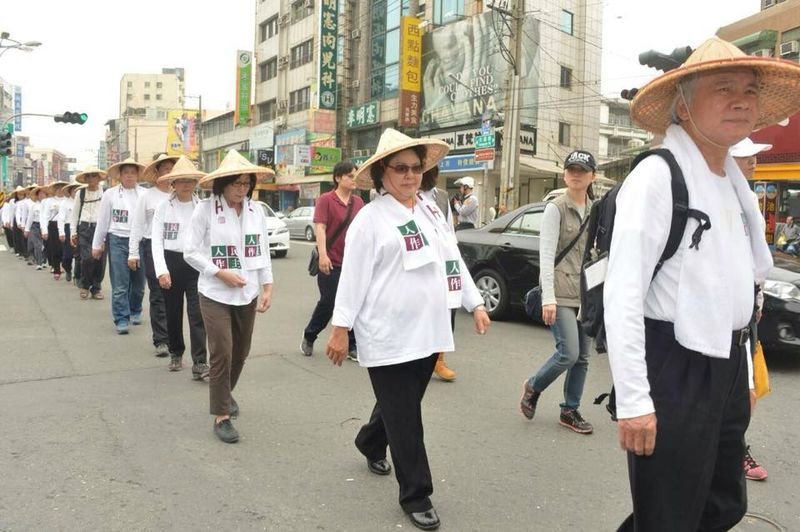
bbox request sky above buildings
[2,0,759,168]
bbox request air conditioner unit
[277,56,289,69]
[752,48,773,57]
[350,79,360,88]
[278,14,290,26]
[780,40,799,56]
[764,0,777,7]
[278,100,288,110]
[304,0,313,8]
[274,116,285,126]
[350,29,361,39]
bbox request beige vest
[551,193,592,307]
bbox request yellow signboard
[166,109,200,160]
[400,17,422,92]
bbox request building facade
[596,97,651,180]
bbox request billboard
[166,109,200,160]
[318,0,338,110]
[399,17,422,127]
[235,50,253,126]
[420,12,539,130]
[13,87,22,132]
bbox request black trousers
[13,222,26,256]
[142,239,169,347]
[46,221,63,274]
[355,353,438,514]
[62,224,73,275]
[3,225,13,250]
[78,222,105,293]
[163,250,207,364]
[618,319,750,532]
[303,266,356,351]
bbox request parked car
[457,202,545,319]
[254,201,290,258]
[285,206,316,241]
[761,251,800,353]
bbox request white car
[255,201,290,258]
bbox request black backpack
[579,148,711,420]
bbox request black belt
[645,319,750,347]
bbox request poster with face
[420,12,539,131]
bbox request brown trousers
[199,294,257,416]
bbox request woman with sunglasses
[326,129,491,531]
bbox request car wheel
[474,269,509,320]
[305,226,315,241]
[274,250,287,258]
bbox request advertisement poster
[420,12,539,130]
[308,146,341,175]
[235,50,253,126]
[399,17,422,127]
[166,109,200,160]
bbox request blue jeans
[108,233,145,326]
[528,305,590,410]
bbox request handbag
[524,214,590,322]
[308,198,355,276]
[753,341,771,399]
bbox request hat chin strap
[678,85,734,152]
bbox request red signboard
[474,148,495,162]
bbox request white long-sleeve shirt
[151,195,197,278]
[1,200,14,226]
[455,194,479,226]
[24,201,42,231]
[92,185,143,249]
[14,198,29,226]
[331,198,484,368]
[57,197,74,237]
[70,187,103,226]
[129,187,170,259]
[184,198,273,306]
[40,197,60,223]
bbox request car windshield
[262,203,277,218]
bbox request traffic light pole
[2,112,58,127]
[496,0,523,211]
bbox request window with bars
[258,99,277,122]
[291,0,313,22]
[259,57,278,82]
[290,39,314,69]
[289,87,310,113]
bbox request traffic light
[54,111,88,125]
[620,88,639,101]
[0,130,12,157]
[639,46,693,72]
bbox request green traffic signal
[54,111,88,125]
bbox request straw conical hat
[198,149,275,190]
[142,153,180,183]
[62,183,83,193]
[353,128,450,189]
[13,185,26,194]
[157,156,206,184]
[631,37,800,134]
[47,181,69,193]
[106,157,146,184]
[75,166,108,184]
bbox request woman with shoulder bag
[519,150,596,434]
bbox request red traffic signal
[54,112,88,125]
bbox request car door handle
[500,242,514,249]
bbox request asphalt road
[0,240,797,531]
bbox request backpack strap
[77,187,87,225]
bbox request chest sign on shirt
[211,245,241,270]
[164,223,180,240]
[112,209,129,223]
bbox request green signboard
[236,50,252,126]
[346,101,380,129]
[474,134,495,149]
[318,0,338,110]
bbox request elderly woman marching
[57,183,83,283]
[24,186,46,269]
[151,156,209,378]
[326,129,491,531]
[42,181,69,280]
[184,149,275,444]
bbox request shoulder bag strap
[554,209,590,267]
[324,198,355,252]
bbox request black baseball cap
[564,150,596,172]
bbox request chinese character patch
[211,245,241,269]
[445,260,462,291]
[397,220,429,251]
[244,234,262,257]
[112,209,129,224]
[163,222,180,241]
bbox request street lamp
[0,32,42,58]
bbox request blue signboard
[438,154,487,173]
[13,88,22,132]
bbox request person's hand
[24,231,29,238]
[750,390,757,415]
[755,309,762,324]
[42,232,48,241]
[158,273,171,290]
[215,270,247,288]
[542,304,557,326]
[326,326,349,366]
[91,247,103,260]
[128,258,139,271]
[319,255,333,276]
[618,413,657,456]
[257,285,272,313]
[473,306,491,335]
[59,235,65,243]
[70,234,78,247]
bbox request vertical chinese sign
[318,0,338,110]
[398,17,422,127]
[235,50,253,126]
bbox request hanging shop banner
[235,50,253,126]
[346,101,380,129]
[308,146,342,175]
[318,0,338,110]
[399,17,422,127]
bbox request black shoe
[300,337,313,356]
[408,508,440,531]
[367,458,391,476]
[230,397,239,418]
[559,408,594,434]
[214,418,239,443]
[519,381,540,420]
[192,363,210,381]
[65,272,72,282]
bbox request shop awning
[733,30,779,51]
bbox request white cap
[731,138,773,158]
[455,176,475,188]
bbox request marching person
[129,153,177,357]
[519,150,596,434]
[452,176,479,230]
[184,149,275,444]
[43,181,68,280]
[326,129,490,531]
[1,189,16,251]
[24,186,46,270]
[92,158,146,335]
[14,186,31,261]
[604,37,800,531]
[300,160,363,360]
[57,183,82,284]
[71,167,107,300]
[151,156,209,378]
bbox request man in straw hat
[150,156,208,378]
[57,183,83,283]
[71,167,107,299]
[326,128,490,531]
[603,37,800,531]
[128,153,178,357]
[184,149,275,444]
[92,158,147,335]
